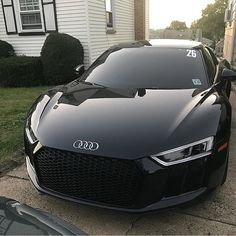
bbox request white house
[0,0,149,66]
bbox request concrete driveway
[1,91,236,235]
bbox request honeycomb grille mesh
[35,147,143,208]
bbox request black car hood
[29,83,222,159]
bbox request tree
[149,29,165,39]
[191,0,228,41]
[166,21,188,30]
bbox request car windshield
[82,47,209,89]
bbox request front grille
[35,147,144,208]
[164,158,206,197]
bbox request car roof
[149,39,202,49]
[110,39,203,51]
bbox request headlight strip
[150,137,214,166]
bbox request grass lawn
[0,87,48,174]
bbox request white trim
[14,0,45,33]
[105,0,116,31]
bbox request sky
[149,0,215,29]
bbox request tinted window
[83,47,209,89]
[206,47,218,65]
[202,48,216,81]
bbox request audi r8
[25,39,236,212]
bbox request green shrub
[0,40,15,58]
[0,56,44,87]
[41,33,84,85]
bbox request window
[206,47,218,65]
[1,0,57,35]
[105,0,113,28]
[18,0,42,31]
[83,48,209,89]
[202,48,216,82]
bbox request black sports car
[25,39,236,212]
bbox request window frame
[1,0,58,35]
[105,0,116,33]
[15,0,45,33]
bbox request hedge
[0,40,15,58]
[41,32,84,85]
[0,56,44,87]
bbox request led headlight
[151,137,214,166]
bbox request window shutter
[1,0,17,34]
[41,0,58,32]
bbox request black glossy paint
[30,86,224,159]
[25,40,233,212]
[0,197,86,235]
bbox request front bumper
[26,156,208,212]
[25,126,229,213]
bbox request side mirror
[74,64,85,76]
[221,68,236,81]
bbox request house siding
[0,11,46,56]
[0,0,137,66]
[56,0,90,65]
[87,0,135,63]
[0,0,90,65]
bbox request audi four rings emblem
[73,140,99,151]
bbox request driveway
[1,90,236,235]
